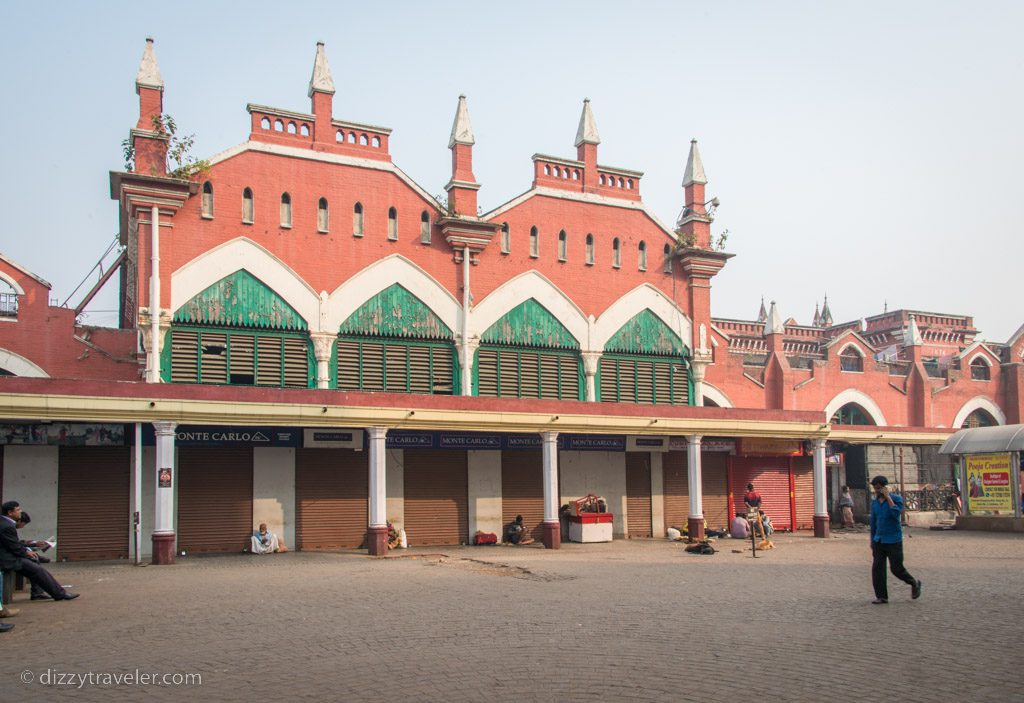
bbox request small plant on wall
[122,114,210,179]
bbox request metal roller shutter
[730,455,794,531]
[178,447,253,553]
[295,448,368,550]
[625,453,652,537]
[792,456,815,530]
[57,447,130,561]
[662,451,689,532]
[404,449,468,546]
[0,447,4,503]
[501,450,544,542]
[701,452,730,531]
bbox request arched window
[372,136,381,148]
[287,122,297,134]
[280,193,292,228]
[638,241,647,271]
[558,230,567,262]
[529,226,539,258]
[201,181,214,219]
[0,279,18,318]
[963,408,997,428]
[663,243,672,273]
[300,124,310,137]
[347,132,356,144]
[317,198,329,233]
[388,207,398,240]
[500,223,510,254]
[359,134,369,146]
[336,130,344,142]
[242,187,254,224]
[260,117,270,130]
[274,119,283,132]
[585,234,595,265]
[612,238,621,268]
[420,211,431,244]
[831,403,874,426]
[970,356,991,381]
[839,346,864,372]
[353,202,364,237]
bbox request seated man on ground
[506,515,535,545]
[730,512,751,539]
[250,523,281,554]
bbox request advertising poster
[965,453,1013,512]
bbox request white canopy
[939,424,1024,455]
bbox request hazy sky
[1,1,1021,340]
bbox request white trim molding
[470,270,589,346]
[0,348,49,377]
[0,270,26,296]
[951,396,1006,428]
[701,382,733,408]
[591,284,692,352]
[824,388,888,426]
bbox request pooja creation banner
[965,453,1013,512]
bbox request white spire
[574,98,601,147]
[904,314,923,347]
[448,95,475,148]
[764,300,785,335]
[682,139,707,186]
[308,41,335,97]
[135,37,163,91]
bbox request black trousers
[12,558,67,599]
[871,541,916,599]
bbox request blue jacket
[870,494,904,544]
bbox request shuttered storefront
[295,448,368,550]
[792,456,815,530]
[178,447,253,554]
[625,452,652,537]
[663,451,689,532]
[404,449,468,546]
[57,447,129,561]
[730,456,793,531]
[501,450,544,542]
[663,451,730,532]
[702,453,730,531]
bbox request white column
[310,333,335,390]
[812,438,828,518]
[458,339,479,396]
[690,355,710,407]
[582,352,601,402]
[541,431,560,522]
[153,421,177,535]
[133,423,143,564]
[368,427,388,528]
[148,205,161,383]
[687,435,703,520]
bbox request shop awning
[939,424,1024,455]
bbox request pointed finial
[574,98,601,147]
[448,94,475,148]
[308,41,336,97]
[904,314,923,347]
[136,37,163,91]
[764,300,784,336]
[813,302,821,327]
[819,293,833,326]
[682,138,707,186]
[757,296,768,324]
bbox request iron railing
[901,487,959,512]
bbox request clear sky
[1,1,1021,340]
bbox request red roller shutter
[730,455,793,531]
[501,450,543,542]
[625,453,652,538]
[404,449,468,546]
[57,447,130,561]
[178,447,253,554]
[702,452,730,532]
[793,456,815,530]
[663,451,689,532]
[295,448,368,550]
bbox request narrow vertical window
[500,223,510,254]
[663,244,672,273]
[638,241,647,271]
[242,187,254,224]
[612,238,621,268]
[420,211,431,244]
[529,226,539,258]
[201,181,214,219]
[353,202,364,237]
[317,198,329,233]
[585,234,595,265]
[558,230,567,262]
[280,193,292,228]
[388,207,398,240]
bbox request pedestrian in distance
[838,485,855,528]
[869,476,922,604]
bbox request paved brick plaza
[2,529,1020,702]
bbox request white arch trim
[701,382,733,408]
[591,283,692,352]
[966,352,992,367]
[836,341,865,357]
[324,254,460,334]
[0,348,49,377]
[470,270,589,346]
[171,237,320,329]
[0,271,25,295]
[952,396,1006,428]
[823,389,888,426]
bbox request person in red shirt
[743,483,762,509]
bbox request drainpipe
[149,205,160,383]
[462,249,471,395]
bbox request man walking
[869,476,922,604]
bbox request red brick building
[1,40,1020,561]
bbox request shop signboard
[0,423,125,446]
[737,438,803,456]
[965,453,1013,512]
[140,425,300,447]
[303,429,364,450]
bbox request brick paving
[1,529,1021,702]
